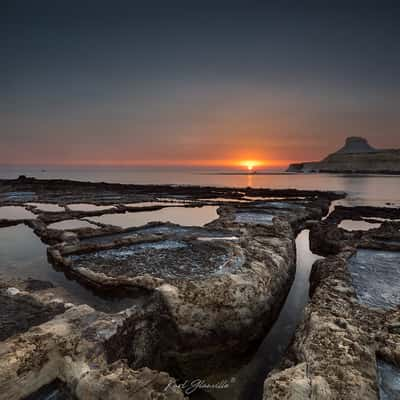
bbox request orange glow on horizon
[5,158,297,169]
[238,160,263,171]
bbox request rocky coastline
[1,177,399,399]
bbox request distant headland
[287,137,400,174]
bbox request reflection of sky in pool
[0,206,36,220]
[26,202,65,212]
[67,203,116,211]
[87,206,219,228]
[338,219,381,231]
[362,217,400,222]
[47,219,97,230]
[2,192,35,201]
[0,225,139,312]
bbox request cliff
[287,137,400,174]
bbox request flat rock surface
[71,240,239,280]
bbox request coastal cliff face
[287,137,400,174]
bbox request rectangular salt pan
[86,206,219,228]
[67,203,116,211]
[48,219,97,230]
[348,249,400,309]
[339,220,381,231]
[26,203,65,212]
[0,206,36,220]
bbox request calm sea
[0,166,399,207]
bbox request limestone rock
[287,137,400,174]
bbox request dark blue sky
[2,0,400,167]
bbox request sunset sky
[2,1,400,169]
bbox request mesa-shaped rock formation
[287,137,400,174]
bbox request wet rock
[377,360,400,400]
[70,240,241,281]
[0,177,343,397]
[0,295,186,400]
[0,279,65,341]
[263,362,328,399]
[41,189,332,378]
[310,205,400,256]
[388,322,400,335]
[46,210,298,377]
[264,240,400,400]
[75,363,186,400]
[0,176,343,209]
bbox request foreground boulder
[0,278,186,400]
[48,213,298,377]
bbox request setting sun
[239,160,263,171]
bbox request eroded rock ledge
[0,280,185,400]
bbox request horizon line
[0,160,296,169]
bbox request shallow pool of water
[67,203,116,211]
[0,206,36,220]
[348,249,400,309]
[338,219,381,231]
[2,191,36,202]
[362,217,400,223]
[0,225,141,312]
[87,206,219,229]
[26,203,65,212]
[48,219,98,230]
